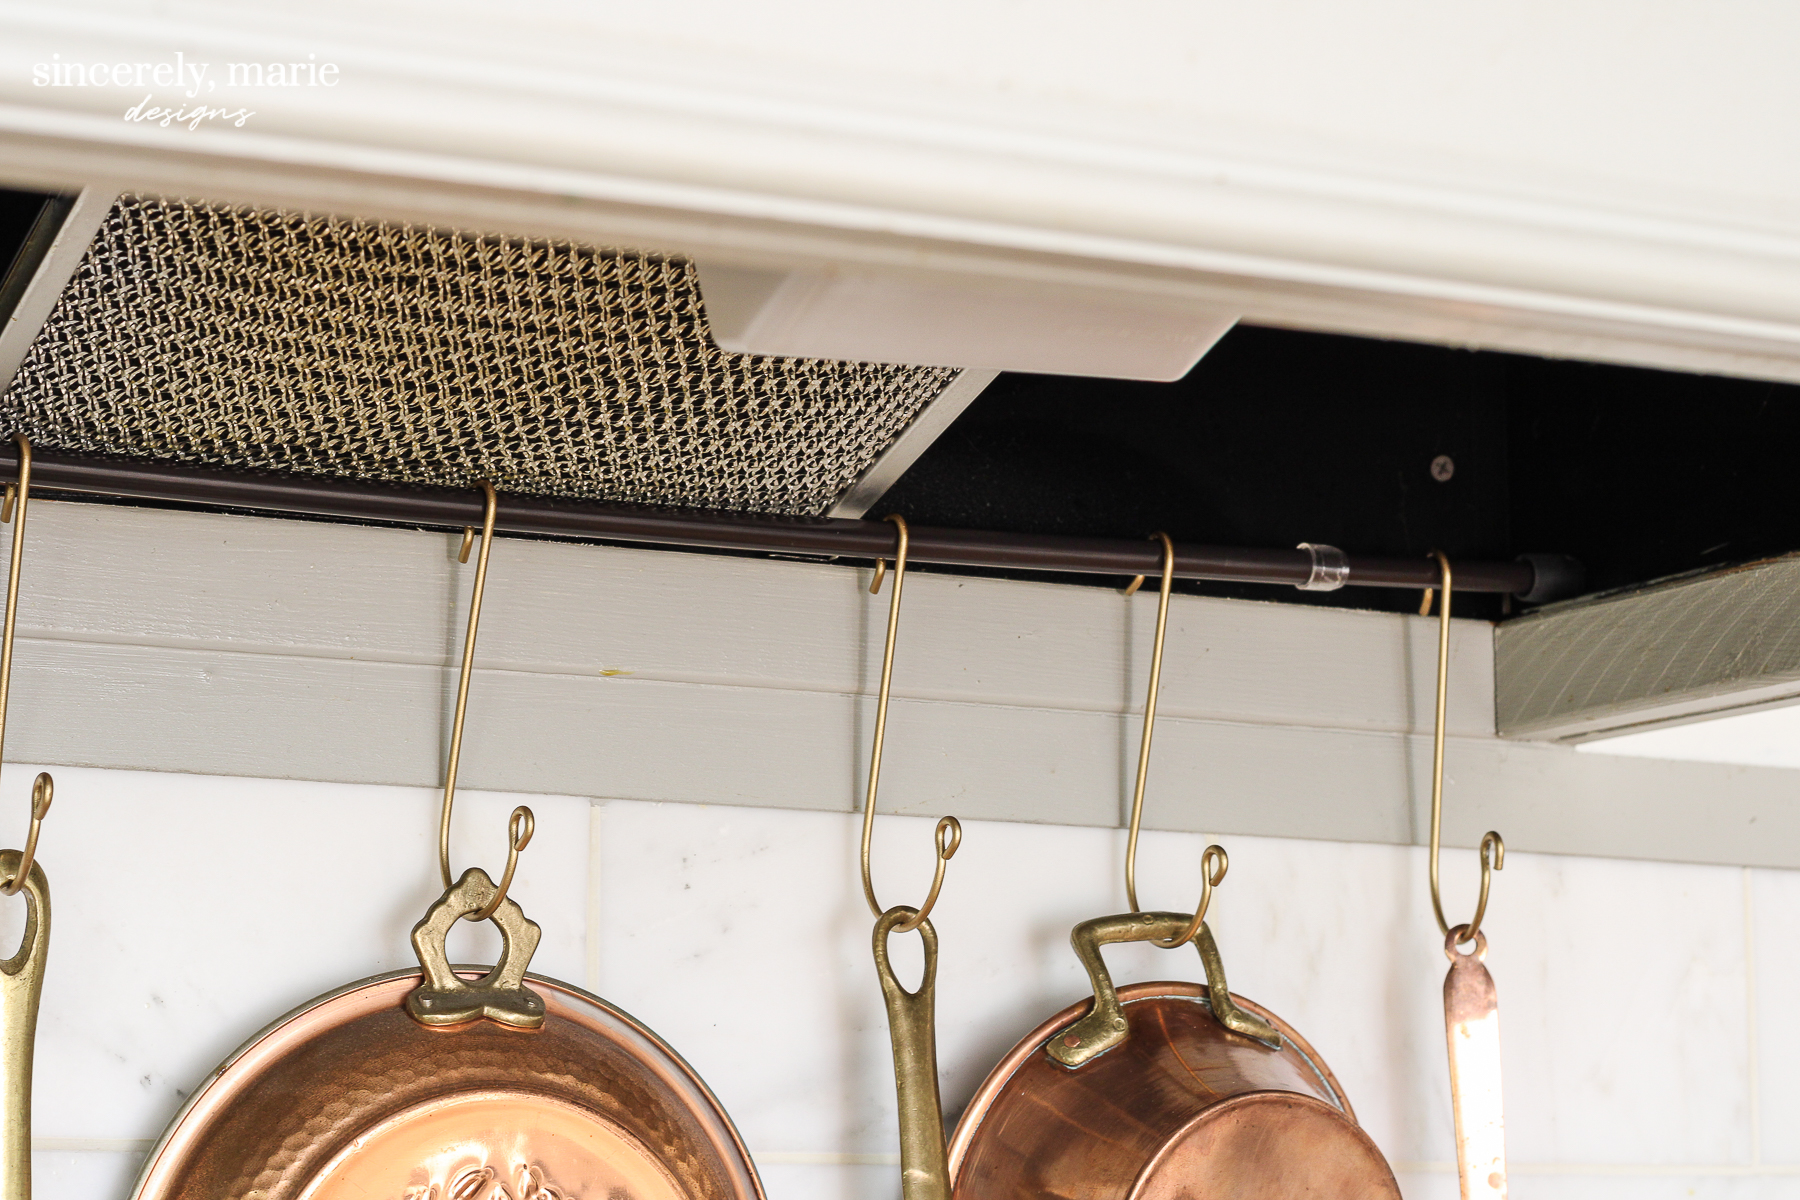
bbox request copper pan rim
[1131,1089,1390,1197]
[129,966,763,1200]
[947,980,1355,1174]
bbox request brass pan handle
[1050,911,1281,1068]
[872,906,949,1200]
[0,850,47,1200]
[407,867,544,1030]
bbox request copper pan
[127,484,759,1200]
[946,911,1401,1200]
[875,532,1399,1197]
[131,869,764,1200]
[935,535,1400,1197]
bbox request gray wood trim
[0,499,1787,867]
[1496,554,1800,741]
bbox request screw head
[1430,454,1455,482]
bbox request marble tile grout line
[586,801,603,995]
[751,1152,902,1165]
[1394,1162,1800,1177]
[1744,865,1761,1167]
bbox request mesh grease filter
[1,195,959,515]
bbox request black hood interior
[5,185,1797,619]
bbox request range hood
[0,190,997,519]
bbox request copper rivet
[1062,1034,1080,1048]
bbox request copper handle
[0,851,47,1200]
[1051,911,1281,1067]
[872,907,948,1200]
[406,867,545,1029]
[1444,926,1507,1198]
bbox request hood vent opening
[0,193,962,517]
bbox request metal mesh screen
[1,195,959,515]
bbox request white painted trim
[0,186,113,395]
[695,259,1237,380]
[8,123,1800,384]
[3,13,1800,379]
[827,369,996,519]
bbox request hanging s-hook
[1121,532,1225,946]
[0,777,50,899]
[438,481,534,921]
[1155,844,1227,948]
[0,435,52,898]
[1425,550,1504,944]
[1124,533,1174,914]
[861,515,961,936]
[470,805,533,922]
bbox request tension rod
[0,447,1566,597]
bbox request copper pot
[946,912,1400,1199]
[132,870,763,1200]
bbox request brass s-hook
[0,435,52,897]
[1425,551,1504,944]
[471,806,534,923]
[439,481,534,921]
[1124,533,1174,914]
[1154,844,1227,949]
[0,776,50,898]
[1122,532,1226,944]
[861,515,961,936]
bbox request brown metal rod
[0,447,1540,594]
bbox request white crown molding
[3,6,1800,379]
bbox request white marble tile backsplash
[0,766,1789,1199]
[5,766,591,1147]
[1752,866,1800,1167]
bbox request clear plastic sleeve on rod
[1295,542,1349,591]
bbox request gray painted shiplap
[0,498,1792,865]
